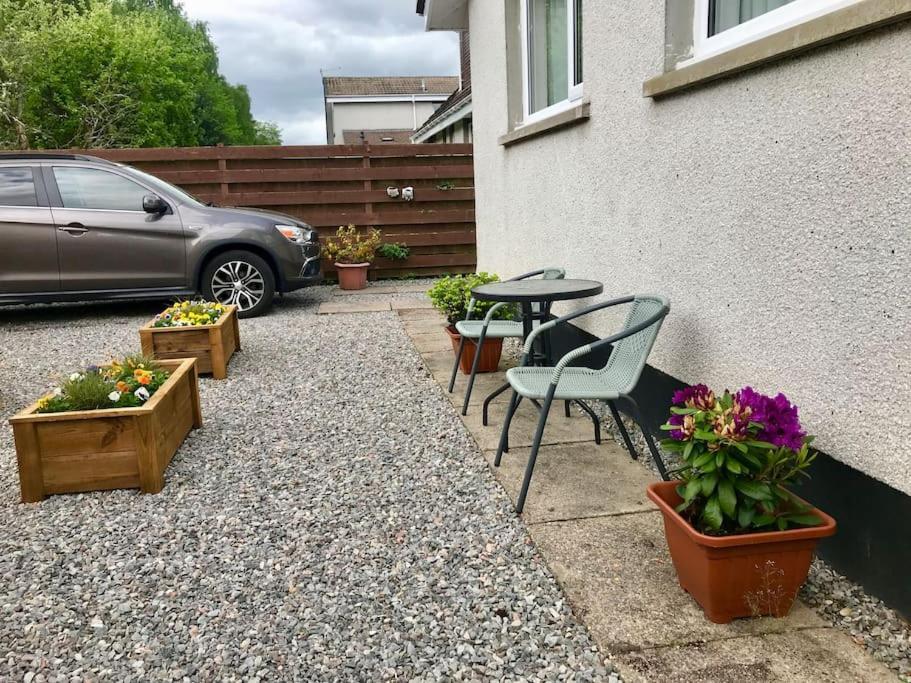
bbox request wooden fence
[77,144,476,279]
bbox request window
[0,168,38,207]
[53,167,149,211]
[521,0,583,123]
[691,0,864,62]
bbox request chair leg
[483,381,511,426]
[564,400,571,418]
[624,396,669,480]
[448,335,466,393]
[516,386,555,514]
[462,332,488,416]
[575,400,601,445]
[607,400,638,460]
[495,391,521,466]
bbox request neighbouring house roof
[411,86,472,142]
[323,76,459,98]
[342,129,415,144]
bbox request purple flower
[672,383,715,410]
[736,386,805,451]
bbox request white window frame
[685,0,864,65]
[519,0,583,126]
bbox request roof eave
[412,97,472,143]
[422,0,469,31]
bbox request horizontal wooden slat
[304,209,474,228]
[153,165,474,185]
[195,188,474,207]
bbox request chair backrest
[599,295,670,394]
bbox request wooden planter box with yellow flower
[140,303,240,380]
[9,358,202,503]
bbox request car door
[0,165,59,294]
[47,164,187,291]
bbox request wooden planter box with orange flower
[9,358,202,503]
[140,305,240,380]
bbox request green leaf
[692,451,715,469]
[683,478,702,502]
[694,430,719,442]
[786,514,824,527]
[738,505,756,528]
[715,451,725,468]
[739,450,762,468]
[753,514,776,527]
[725,458,742,474]
[670,407,699,415]
[702,495,723,531]
[717,479,737,518]
[745,440,777,450]
[683,440,694,460]
[735,480,772,500]
[777,517,788,531]
[700,473,718,497]
[733,442,748,453]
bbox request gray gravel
[0,287,613,681]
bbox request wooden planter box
[9,358,202,503]
[140,305,240,379]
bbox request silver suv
[0,153,321,317]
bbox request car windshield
[122,165,207,207]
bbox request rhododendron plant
[661,384,821,535]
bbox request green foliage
[36,355,169,413]
[376,242,410,261]
[660,389,821,535]
[0,0,281,149]
[253,120,282,146]
[427,273,516,326]
[436,180,455,191]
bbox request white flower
[135,387,150,401]
[108,391,121,402]
[52,387,63,397]
[69,372,82,381]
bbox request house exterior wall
[468,1,911,494]
[326,101,441,144]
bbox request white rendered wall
[468,1,911,493]
[329,101,441,143]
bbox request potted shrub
[428,273,515,374]
[647,384,836,623]
[9,355,202,502]
[140,300,239,379]
[324,225,382,290]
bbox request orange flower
[116,381,130,392]
[138,374,151,385]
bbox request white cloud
[179,0,459,144]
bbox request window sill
[498,101,591,147]
[643,0,911,98]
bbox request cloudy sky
[179,0,459,145]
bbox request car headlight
[276,225,306,243]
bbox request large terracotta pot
[445,325,503,374]
[335,262,370,290]
[647,480,836,624]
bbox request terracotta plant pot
[335,262,370,290]
[445,325,503,374]
[647,480,836,624]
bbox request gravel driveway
[0,291,610,682]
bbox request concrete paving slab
[391,299,435,311]
[617,628,895,683]
[317,301,391,315]
[410,332,451,354]
[529,513,827,655]
[480,442,657,523]
[332,283,431,296]
[398,308,445,321]
[460,396,599,451]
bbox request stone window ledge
[499,101,591,147]
[644,0,911,98]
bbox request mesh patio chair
[448,267,565,415]
[494,294,671,513]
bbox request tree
[0,0,282,149]
[254,121,282,146]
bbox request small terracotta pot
[444,325,503,374]
[335,262,370,290]
[647,480,836,624]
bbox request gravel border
[0,288,617,681]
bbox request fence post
[363,144,373,221]
[216,143,229,205]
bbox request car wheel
[201,250,275,318]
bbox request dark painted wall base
[547,320,911,619]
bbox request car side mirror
[143,194,169,214]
